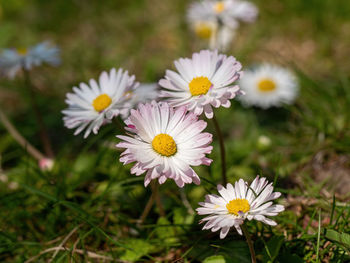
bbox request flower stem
[151,180,165,217]
[241,224,257,263]
[138,191,155,225]
[212,113,227,185]
[22,67,54,158]
[138,181,165,225]
[0,108,45,161]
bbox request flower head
[187,1,258,51]
[159,50,243,119]
[188,0,258,30]
[196,176,284,238]
[62,68,138,138]
[117,101,213,187]
[239,64,298,109]
[39,158,54,171]
[0,41,60,78]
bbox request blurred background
[0,0,350,262]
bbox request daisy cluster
[0,0,300,242]
[63,49,242,186]
[59,47,287,239]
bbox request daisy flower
[159,49,243,118]
[188,0,258,30]
[62,68,138,138]
[239,64,298,109]
[196,176,284,239]
[0,41,60,79]
[117,101,213,187]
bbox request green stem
[212,114,227,185]
[241,224,256,263]
[23,67,54,158]
[137,181,165,225]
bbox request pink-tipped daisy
[117,101,213,187]
[196,176,284,239]
[62,68,138,138]
[159,50,243,119]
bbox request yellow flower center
[226,199,250,216]
[189,76,212,96]
[194,22,213,39]
[214,1,225,13]
[92,94,112,112]
[17,48,28,56]
[152,133,177,157]
[257,79,277,92]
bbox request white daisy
[117,101,213,187]
[239,64,298,109]
[0,41,60,79]
[62,68,138,138]
[196,176,284,239]
[187,0,258,30]
[159,49,243,118]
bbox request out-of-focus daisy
[187,0,258,50]
[196,176,284,239]
[239,64,298,109]
[0,41,60,79]
[159,49,242,118]
[117,101,213,187]
[188,0,258,29]
[62,68,138,138]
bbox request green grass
[1,0,350,262]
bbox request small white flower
[0,41,60,78]
[117,101,213,187]
[196,176,284,239]
[239,64,298,109]
[62,68,138,138]
[159,49,243,119]
[188,0,258,30]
